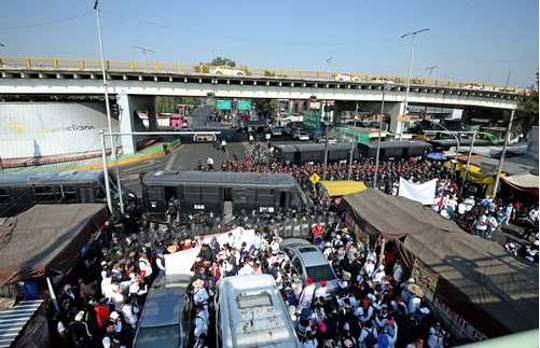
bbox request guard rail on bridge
[0,56,527,95]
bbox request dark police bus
[0,170,119,217]
[142,171,308,223]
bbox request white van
[215,274,301,348]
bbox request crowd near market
[2,137,538,348]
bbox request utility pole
[460,130,477,196]
[504,71,511,88]
[322,102,331,180]
[373,82,387,189]
[493,109,516,196]
[94,0,124,214]
[400,28,430,140]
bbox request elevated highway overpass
[0,56,525,154]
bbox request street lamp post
[424,66,438,116]
[493,109,516,197]
[400,28,430,140]
[436,123,460,158]
[94,0,124,214]
[347,137,355,180]
[373,82,387,189]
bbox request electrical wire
[0,11,91,31]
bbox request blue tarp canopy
[427,152,448,161]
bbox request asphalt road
[118,141,249,195]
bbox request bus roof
[219,275,300,348]
[0,170,104,187]
[142,171,297,188]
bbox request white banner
[398,177,438,205]
[164,246,200,276]
[164,227,256,275]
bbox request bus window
[256,189,275,204]
[60,185,80,203]
[34,186,59,202]
[232,188,253,204]
[0,188,10,204]
[201,187,221,202]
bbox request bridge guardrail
[0,55,525,94]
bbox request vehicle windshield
[135,325,180,348]
[306,265,336,282]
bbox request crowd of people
[184,217,447,348]
[44,138,537,348]
[51,201,160,348]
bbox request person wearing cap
[192,278,209,309]
[372,265,386,284]
[407,284,423,315]
[314,280,327,299]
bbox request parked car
[334,73,361,82]
[280,238,339,295]
[133,274,193,348]
[293,129,310,141]
[209,66,245,76]
[270,126,285,137]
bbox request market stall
[342,190,539,340]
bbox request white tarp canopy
[398,177,438,205]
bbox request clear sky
[1,0,538,87]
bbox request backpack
[363,327,377,347]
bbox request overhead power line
[0,11,91,31]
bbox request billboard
[0,102,119,161]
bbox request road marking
[165,147,182,170]
[122,162,156,173]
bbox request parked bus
[141,171,308,223]
[215,274,301,348]
[0,170,120,217]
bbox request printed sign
[411,258,439,301]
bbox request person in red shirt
[94,297,110,328]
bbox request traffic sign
[237,99,252,111]
[216,99,232,111]
[310,173,321,184]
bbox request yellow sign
[411,258,439,301]
[397,114,411,122]
[309,173,321,184]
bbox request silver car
[134,274,193,348]
[280,238,339,294]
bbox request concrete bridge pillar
[116,93,155,155]
[360,101,406,133]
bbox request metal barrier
[0,55,524,93]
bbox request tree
[208,56,236,67]
[514,90,539,136]
[154,96,201,113]
[254,99,278,118]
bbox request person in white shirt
[358,321,378,348]
[121,296,139,331]
[299,278,316,310]
[372,265,386,284]
[427,323,445,348]
[392,260,404,284]
[314,280,327,299]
